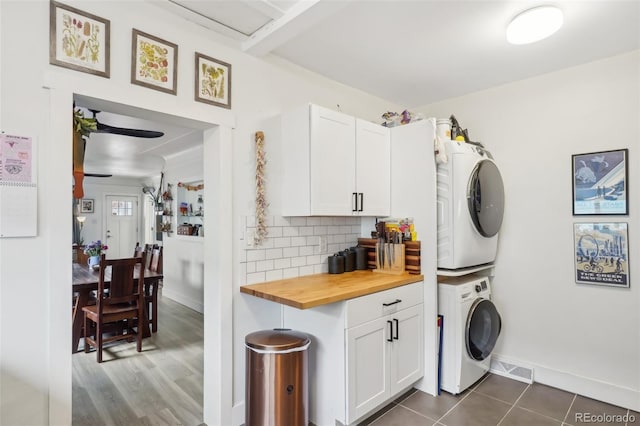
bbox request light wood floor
[72,295,204,426]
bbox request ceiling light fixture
[506,6,563,45]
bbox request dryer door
[465,298,501,361]
[467,159,504,237]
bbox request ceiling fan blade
[95,122,164,138]
[84,173,113,178]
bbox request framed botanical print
[49,1,110,78]
[572,149,628,215]
[195,52,231,109]
[131,29,178,95]
[574,222,629,288]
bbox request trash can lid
[245,328,310,351]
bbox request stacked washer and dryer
[436,135,505,395]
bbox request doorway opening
[49,86,233,425]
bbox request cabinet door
[389,304,424,395]
[346,317,390,424]
[356,119,390,216]
[309,105,356,215]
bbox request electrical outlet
[317,236,328,254]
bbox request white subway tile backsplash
[274,258,291,269]
[283,247,299,257]
[242,215,363,284]
[265,248,283,260]
[256,260,275,272]
[290,217,307,226]
[313,226,328,235]
[327,225,341,234]
[290,236,307,247]
[299,246,314,256]
[291,256,307,267]
[283,226,299,237]
[314,263,329,274]
[306,255,321,265]
[299,226,314,236]
[329,234,346,244]
[247,272,266,284]
[266,269,283,281]
[268,227,283,238]
[328,243,342,253]
[257,238,274,249]
[299,265,314,276]
[320,217,335,225]
[282,267,299,279]
[273,237,292,248]
[247,250,266,262]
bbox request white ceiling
[79,0,640,178]
[170,0,640,107]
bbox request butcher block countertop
[240,270,424,309]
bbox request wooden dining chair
[146,246,163,332]
[82,253,146,363]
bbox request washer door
[467,159,505,237]
[466,298,501,361]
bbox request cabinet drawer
[345,281,423,329]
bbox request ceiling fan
[72,108,165,199]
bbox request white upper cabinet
[281,104,390,216]
[356,119,390,216]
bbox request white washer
[438,274,501,394]
[437,140,505,270]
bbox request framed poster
[49,1,111,78]
[131,29,178,95]
[195,52,231,109]
[572,149,628,215]
[80,198,94,213]
[574,222,629,287]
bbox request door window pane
[111,199,134,216]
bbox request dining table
[72,262,163,353]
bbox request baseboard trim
[162,289,204,313]
[491,354,640,411]
[232,401,244,426]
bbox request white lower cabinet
[346,304,424,424]
[282,281,424,426]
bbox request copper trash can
[245,328,310,426]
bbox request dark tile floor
[359,374,638,426]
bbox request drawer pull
[387,320,393,342]
[383,299,402,307]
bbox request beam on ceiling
[242,0,350,56]
[239,0,285,20]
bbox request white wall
[416,51,640,410]
[162,146,205,312]
[0,1,402,425]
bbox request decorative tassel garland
[254,131,268,245]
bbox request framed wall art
[195,52,232,109]
[574,222,629,288]
[49,1,110,78]
[572,148,628,215]
[80,198,94,213]
[131,29,178,95]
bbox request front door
[105,195,138,258]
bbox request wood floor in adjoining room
[72,296,204,426]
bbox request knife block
[373,243,405,275]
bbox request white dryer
[438,274,501,394]
[437,140,505,270]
